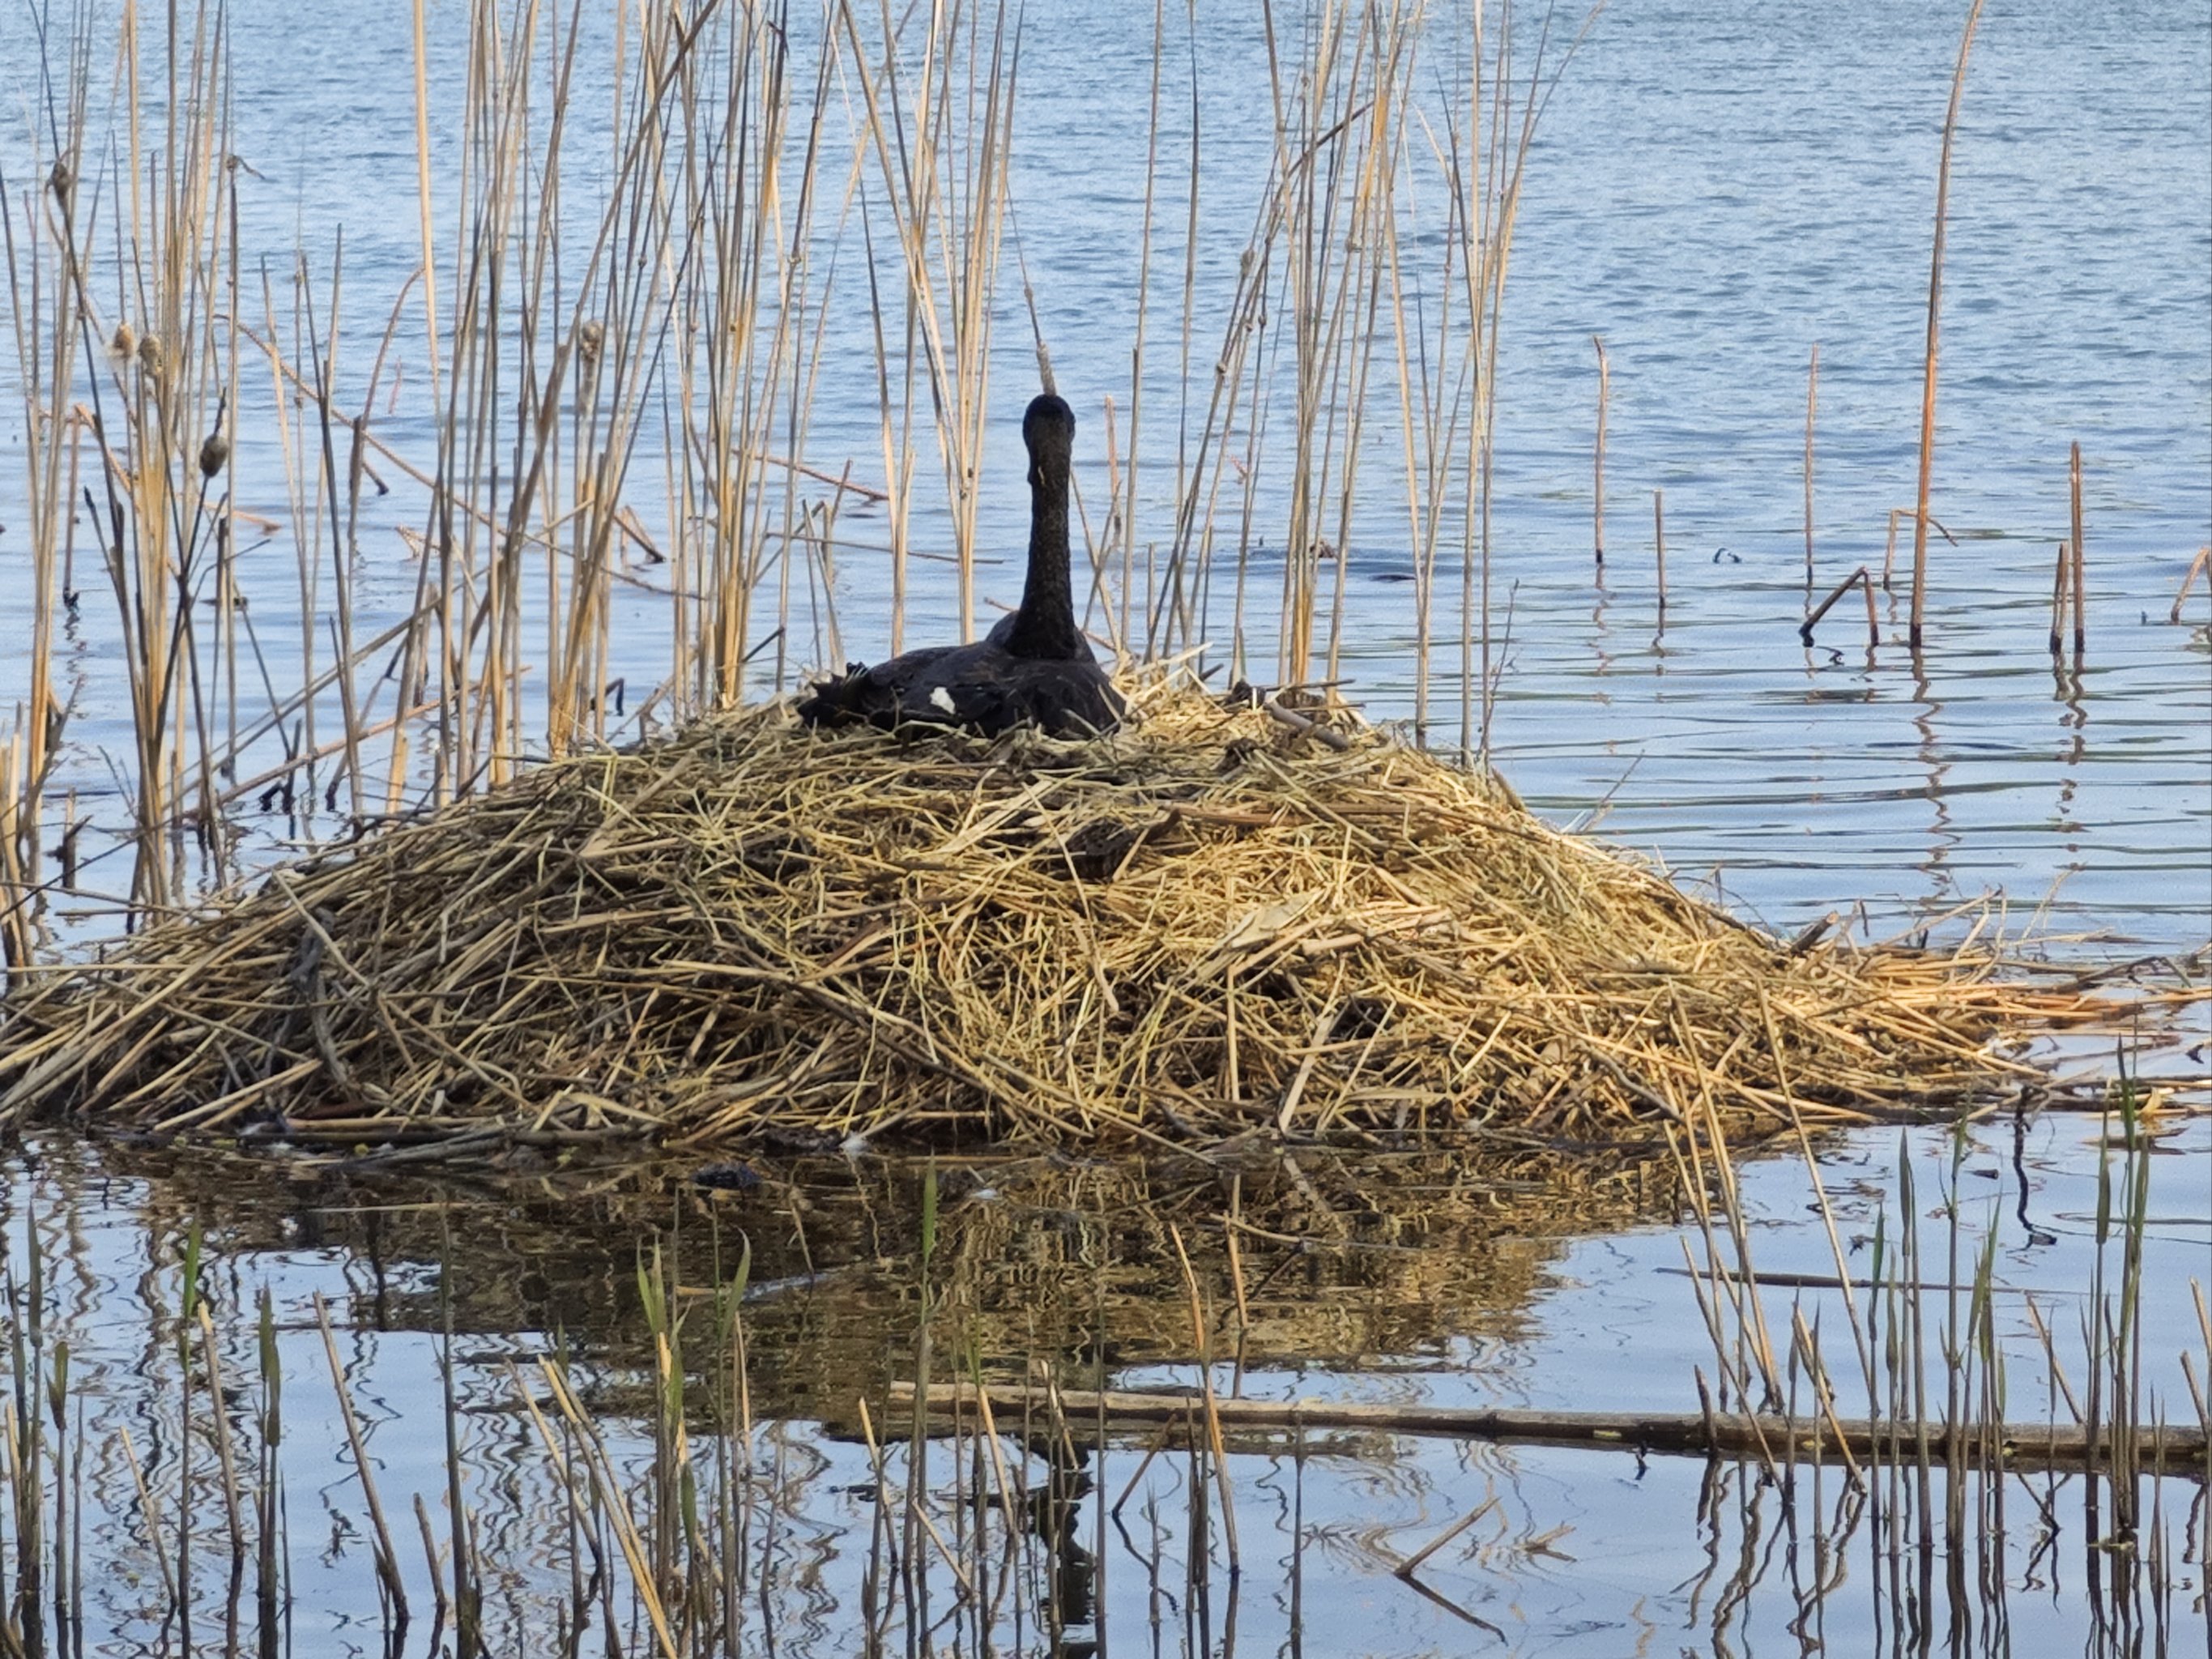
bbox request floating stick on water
[893,1381,2210,1474]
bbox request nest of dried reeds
[0,686,2087,1156]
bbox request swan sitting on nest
[799,392,1123,739]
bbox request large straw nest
[0,685,2087,1156]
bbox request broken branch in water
[891,1380,2210,1478]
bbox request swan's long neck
[1004,435,1081,659]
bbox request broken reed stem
[1800,567,1877,650]
[2067,441,2086,657]
[1592,335,1609,567]
[1908,0,1988,652]
[1803,343,1818,591]
[1652,488,1667,621]
[1884,506,1957,593]
[1393,1498,1496,1580]
[2048,542,2072,658]
[2172,548,2212,623]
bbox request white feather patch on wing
[929,687,958,714]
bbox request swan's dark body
[798,394,1123,738]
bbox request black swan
[798,393,1123,738]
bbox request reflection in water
[2052,657,2088,840]
[0,1119,2201,1657]
[1589,565,1613,684]
[1909,655,1962,910]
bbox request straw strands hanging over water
[0,685,2127,1158]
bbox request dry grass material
[0,686,2110,1155]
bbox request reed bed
[0,683,2120,1157]
[2,0,1578,962]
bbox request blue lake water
[0,2,2206,1653]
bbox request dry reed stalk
[2048,541,2073,657]
[0,732,33,974]
[2067,441,2087,657]
[840,0,1020,648]
[1592,335,1609,566]
[1168,1224,1239,1567]
[1383,186,1452,742]
[1272,0,1405,692]
[1124,0,1170,635]
[9,2,243,915]
[534,1358,682,1657]
[1393,1498,1496,1580]
[1882,505,1959,592]
[0,686,2128,1160]
[1454,2,1569,761]
[1803,343,1818,591]
[2172,548,2212,624]
[1652,488,1668,619]
[1152,164,1272,670]
[1907,0,1986,652]
[1,67,92,920]
[313,1293,408,1618]
[408,0,441,406]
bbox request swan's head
[1023,393,1075,484]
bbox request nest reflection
[83,1134,1684,1419]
